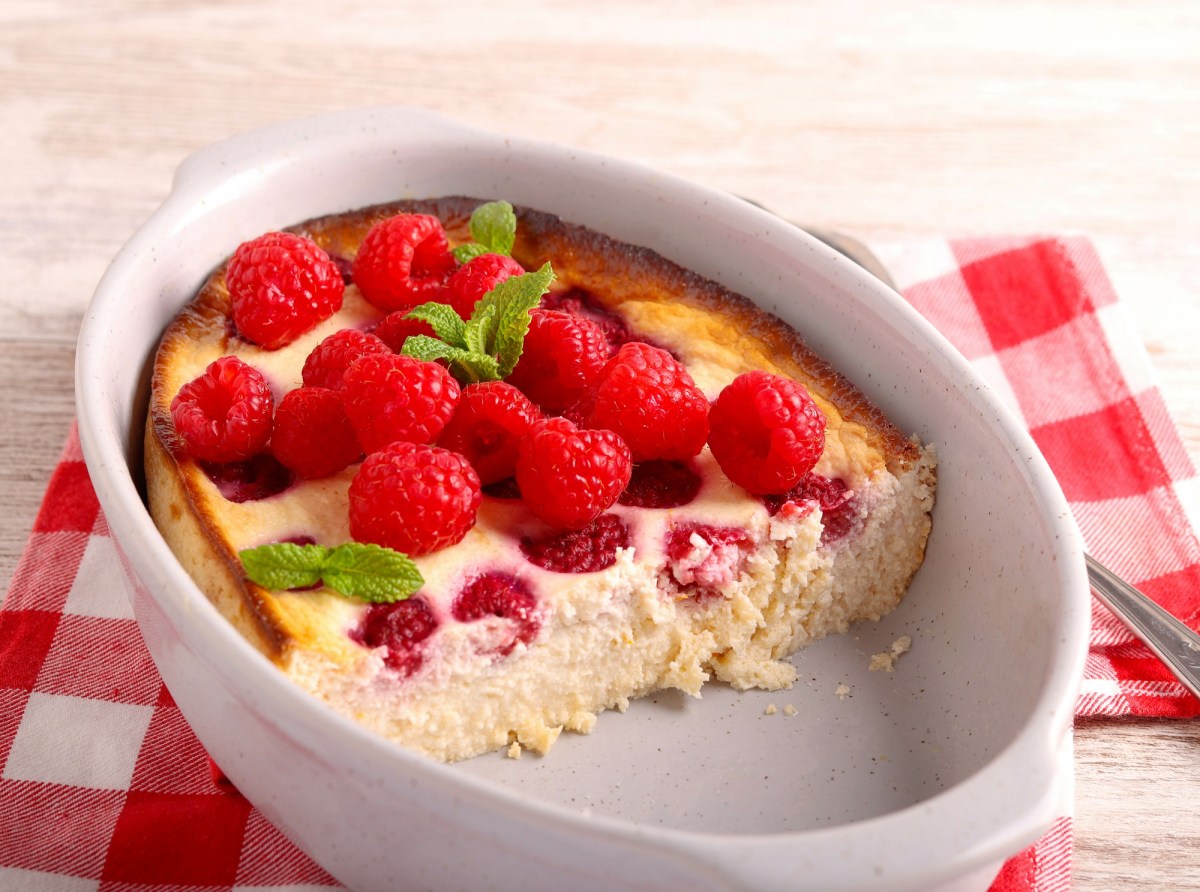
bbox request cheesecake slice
[145,197,936,762]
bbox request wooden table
[2,2,1197,888]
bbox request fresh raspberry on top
[520,513,630,574]
[351,214,457,312]
[443,253,525,319]
[352,597,439,677]
[437,381,541,485]
[505,309,608,413]
[301,328,391,391]
[371,311,435,353]
[451,571,541,657]
[584,342,709,462]
[341,353,461,453]
[171,356,274,463]
[271,387,362,479]
[349,441,481,556]
[225,232,345,350]
[707,371,826,495]
[515,417,632,529]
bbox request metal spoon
[802,220,1200,701]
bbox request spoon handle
[1086,553,1200,701]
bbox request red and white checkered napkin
[2,236,1197,891]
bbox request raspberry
[542,287,634,353]
[342,354,461,453]
[371,311,435,353]
[664,523,752,597]
[483,477,522,500]
[351,214,456,312]
[352,597,438,677]
[226,232,344,350]
[201,454,293,503]
[437,382,541,485]
[349,441,481,556]
[443,253,525,319]
[515,417,632,529]
[451,571,541,656]
[505,309,608,412]
[585,342,709,462]
[301,328,391,391]
[520,513,630,573]
[171,356,274,463]
[707,371,826,495]
[762,473,859,544]
[619,460,702,509]
[271,387,362,479]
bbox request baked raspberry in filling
[145,196,936,763]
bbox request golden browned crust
[146,196,923,666]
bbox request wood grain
[1,1,1197,888]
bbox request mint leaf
[320,543,424,602]
[406,302,466,347]
[469,200,516,256]
[400,334,460,364]
[452,242,489,264]
[238,541,424,604]
[476,262,555,376]
[462,305,496,355]
[399,336,500,383]
[240,543,329,591]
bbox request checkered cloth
[2,236,1197,891]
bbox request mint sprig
[239,542,423,603]
[400,262,554,384]
[451,200,517,263]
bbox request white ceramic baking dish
[75,107,1089,892]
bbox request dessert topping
[505,308,608,412]
[225,231,345,350]
[618,459,703,509]
[353,597,440,676]
[520,513,631,573]
[437,381,541,485]
[371,310,435,353]
[401,262,555,384]
[443,252,526,320]
[352,213,457,311]
[584,342,709,462]
[450,200,518,264]
[271,387,362,479]
[349,441,482,556]
[515,417,632,530]
[301,328,391,391]
[707,370,826,495]
[239,540,423,603]
[342,353,461,452]
[170,355,274,463]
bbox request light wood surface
[2,2,1197,888]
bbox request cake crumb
[869,635,913,672]
[835,683,851,700]
[782,704,798,716]
[763,704,778,716]
[506,741,522,760]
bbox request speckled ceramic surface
[76,107,1089,892]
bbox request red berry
[520,514,630,573]
[451,571,541,656]
[443,253,525,319]
[437,382,541,485]
[516,417,632,529]
[271,387,362,479]
[301,328,391,391]
[342,354,461,453]
[664,523,752,597]
[351,214,456,312]
[353,597,438,677]
[226,232,344,350]
[349,441,481,556]
[541,287,636,353]
[762,473,859,544]
[372,311,435,353]
[707,371,826,495]
[201,454,293,503]
[585,342,709,462]
[618,459,702,509]
[171,356,274,463]
[506,309,608,412]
